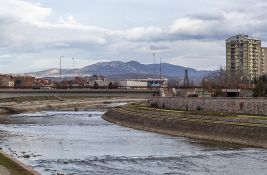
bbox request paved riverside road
[0,89,159,99]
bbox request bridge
[0,89,160,99]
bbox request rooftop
[226,34,260,42]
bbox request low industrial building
[87,80,111,87]
[118,80,147,88]
[14,76,35,88]
[117,78,168,89]
[119,78,168,88]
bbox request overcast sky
[1,0,267,73]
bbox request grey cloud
[150,45,170,51]
[0,16,19,24]
[2,0,267,73]
[189,12,225,21]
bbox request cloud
[1,0,267,73]
[59,15,78,25]
[0,54,12,58]
[189,12,225,21]
[150,45,170,51]
[0,0,51,23]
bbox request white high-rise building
[261,47,267,76]
[226,34,264,79]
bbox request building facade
[261,47,267,76]
[226,34,263,80]
[14,76,35,88]
[0,75,14,88]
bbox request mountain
[28,61,212,82]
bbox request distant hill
[28,61,212,83]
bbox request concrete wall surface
[149,97,267,116]
[0,89,159,99]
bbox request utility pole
[184,69,189,88]
[160,58,162,87]
[60,56,63,82]
[153,53,156,78]
[72,58,75,81]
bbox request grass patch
[0,152,35,175]
[115,104,267,128]
[129,104,267,119]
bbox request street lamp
[152,53,156,78]
[60,56,63,82]
[202,78,208,97]
[72,58,75,81]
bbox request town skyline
[1,0,267,73]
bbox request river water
[0,108,266,175]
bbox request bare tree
[201,67,249,96]
[253,75,267,97]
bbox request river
[0,107,266,175]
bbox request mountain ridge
[27,61,212,81]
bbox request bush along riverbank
[102,103,267,148]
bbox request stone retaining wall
[149,97,267,116]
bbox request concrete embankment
[102,103,267,148]
[0,151,40,175]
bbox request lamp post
[153,53,156,78]
[72,58,75,81]
[60,56,63,82]
[160,58,162,87]
[204,78,208,97]
[160,58,162,79]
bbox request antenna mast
[153,53,156,78]
[60,56,63,81]
[160,58,162,81]
[72,58,75,81]
[184,69,189,88]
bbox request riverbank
[102,103,267,148]
[0,151,40,175]
[0,97,146,174]
[0,97,146,115]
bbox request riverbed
[0,109,266,175]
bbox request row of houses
[0,74,168,89]
[0,75,51,88]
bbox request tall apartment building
[262,47,267,75]
[226,34,263,80]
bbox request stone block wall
[149,97,267,116]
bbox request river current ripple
[0,109,266,175]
